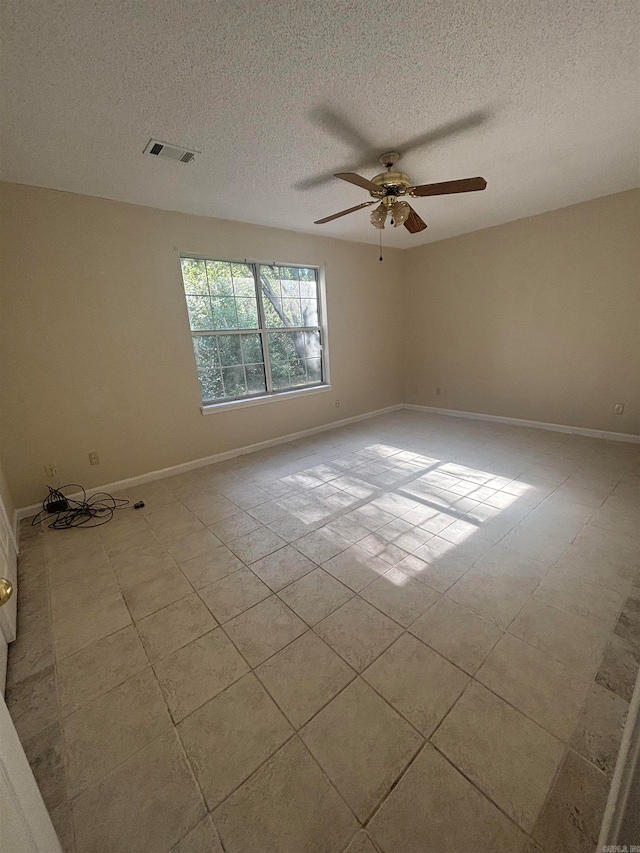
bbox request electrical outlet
[614,403,625,415]
[44,464,58,478]
[436,387,441,396]
[88,452,100,465]
[335,400,340,408]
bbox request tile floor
[6,410,640,853]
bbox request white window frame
[179,256,331,413]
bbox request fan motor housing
[370,171,411,197]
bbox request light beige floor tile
[256,631,355,728]
[368,744,527,853]
[250,545,316,592]
[277,567,353,625]
[227,527,287,564]
[122,564,193,620]
[53,590,132,659]
[363,633,468,736]
[73,729,206,853]
[213,737,358,853]
[137,594,217,663]
[498,526,571,563]
[109,542,176,588]
[50,566,120,611]
[343,831,379,853]
[322,545,390,592]
[570,682,629,777]
[432,682,564,831]
[165,528,223,565]
[315,596,403,671]
[171,816,223,853]
[179,544,244,589]
[64,668,171,795]
[208,511,263,544]
[476,634,591,740]
[396,551,471,593]
[180,491,241,526]
[531,750,609,853]
[154,628,249,722]
[145,502,206,542]
[301,679,423,821]
[535,568,626,630]
[473,544,547,590]
[446,568,531,629]
[198,567,271,623]
[224,595,306,666]
[410,596,503,674]
[325,514,372,544]
[294,527,352,563]
[509,598,609,679]
[48,548,111,589]
[360,568,440,627]
[178,673,293,809]
[57,624,149,715]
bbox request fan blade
[314,201,376,224]
[404,206,427,234]
[335,172,382,193]
[409,177,487,197]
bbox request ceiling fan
[314,152,486,233]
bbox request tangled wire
[32,483,130,529]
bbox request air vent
[143,138,199,164]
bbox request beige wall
[403,190,640,435]
[0,183,403,509]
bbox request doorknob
[0,578,13,606]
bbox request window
[180,258,327,406]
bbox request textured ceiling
[1,0,638,247]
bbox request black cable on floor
[31,483,131,529]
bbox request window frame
[179,255,330,411]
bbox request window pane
[186,295,213,330]
[301,298,318,326]
[280,268,300,298]
[245,363,267,394]
[206,261,234,296]
[268,331,314,390]
[235,297,259,328]
[217,334,242,366]
[181,259,209,295]
[231,264,255,297]
[221,365,246,397]
[302,329,321,359]
[211,298,238,329]
[289,358,306,386]
[306,358,322,383]
[240,333,263,364]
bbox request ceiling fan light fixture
[391,201,411,227]
[370,203,387,229]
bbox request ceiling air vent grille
[143,138,199,163]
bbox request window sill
[201,384,333,414]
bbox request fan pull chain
[379,227,383,262]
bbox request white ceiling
[1,0,638,247]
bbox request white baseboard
[15,404,404,523]
[402,404,640,444]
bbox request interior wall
[402,189,640,435]
[0,182,404,509]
